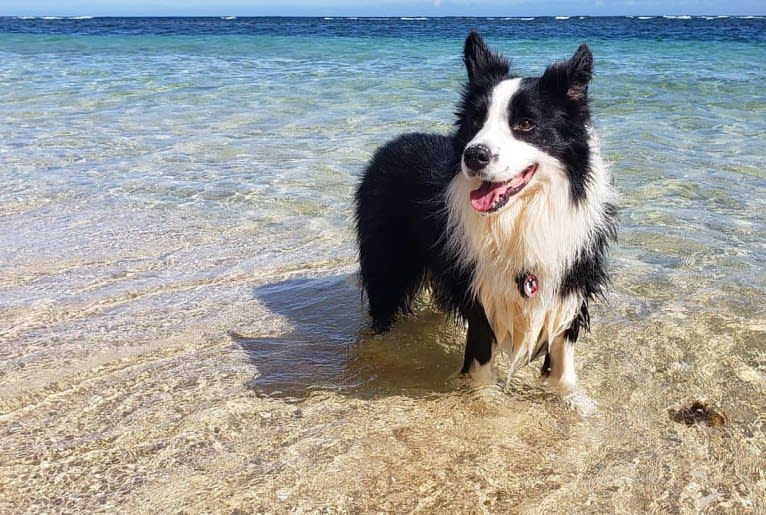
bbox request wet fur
[355,32,617,395]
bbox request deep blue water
[1,15,765,42]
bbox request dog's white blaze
[461,78,545,185]
[447,78,618,382]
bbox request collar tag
[522,273,538,298]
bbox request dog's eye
[514,119,535,132]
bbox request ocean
[1,15,764,512]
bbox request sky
[1,0,764,17]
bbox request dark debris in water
[669,400,727,428]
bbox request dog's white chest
[474,269,580,371]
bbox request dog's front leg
[548,334,577,393]
[461,304,497,384]
[548,334,596,414]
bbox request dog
[354,32,617,402]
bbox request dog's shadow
[230,273,465,401]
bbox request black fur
[510,46,594,205]
[354,32,615,374]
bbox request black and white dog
[355,32,617,402]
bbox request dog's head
[455,32,594,214]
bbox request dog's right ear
[464,31,509,83]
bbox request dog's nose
[463,144,492,173]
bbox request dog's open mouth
[469,164,538,213]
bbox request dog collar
[516,272,538,299]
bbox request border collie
[355,32,617,404]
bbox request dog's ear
[541,43,593,102]
[463,31,509,83]
[566,44,593,101]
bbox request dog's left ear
[541,43,593,102]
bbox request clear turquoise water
[1,16,765,512]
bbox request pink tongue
[470,181,508,212]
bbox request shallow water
[1,16,765,513]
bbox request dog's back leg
[359,236,427,332]
[355,133,453,333]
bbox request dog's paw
[563,391,598,416]
[467,359,496,386]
